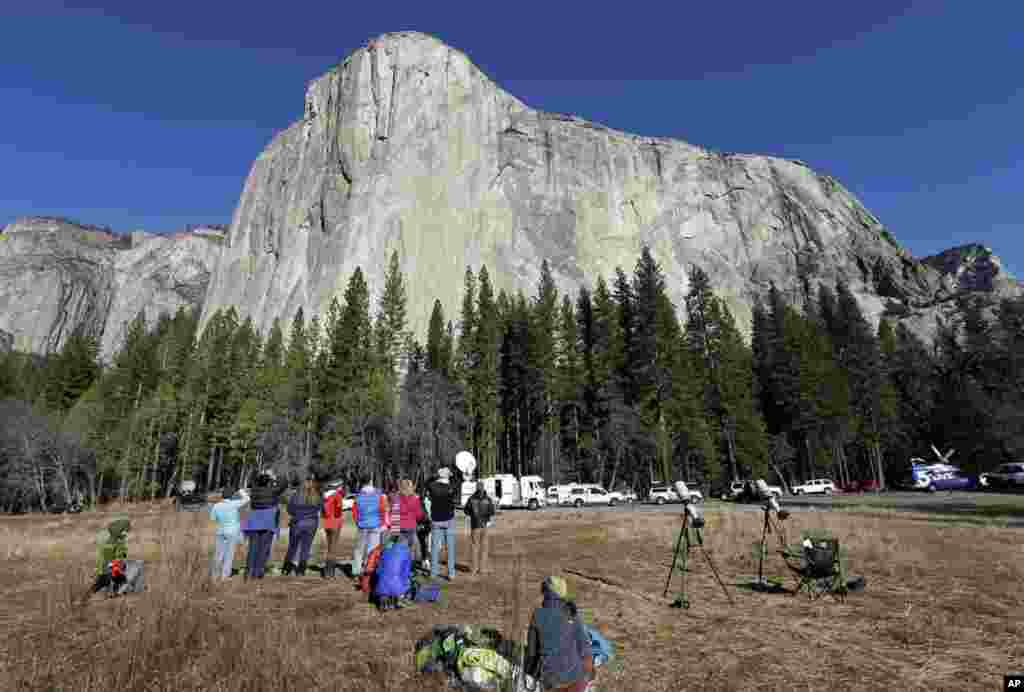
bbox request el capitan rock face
[0,217,220,359]
[197,31,1019,344]
[1,32,1018,361]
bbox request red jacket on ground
[398,495,425,530]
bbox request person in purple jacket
[283,478,322,577]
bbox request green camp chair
[783,538,847,602]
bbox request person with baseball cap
[524,575,595,691]
[427,466,459,581]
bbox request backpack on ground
[415,583,442,602]
[584,625,614,667]
[358,544,384,593]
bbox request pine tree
[631,246,673,481]
[833,280,887,487]
[684,266,766,481]
[283,308,311,463]
[454,267,477,383]
[45,325,100,413]
[325,268,374,463]
[426,300,447,373]
[376,250,408,379]
[468,266,500,475]
[574,286,598,479]
[531,260,560,481]
[556,294,581,476]
[611,267,636,407]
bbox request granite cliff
[0,217,221,359]
[2,32,1018,362]
[197,31,1019,345]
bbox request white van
[461,474,547,510]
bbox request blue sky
[2,2,1021,275]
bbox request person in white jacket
[209,486,250,579]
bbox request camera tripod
[751,504,790,591]
[663,507,734,609]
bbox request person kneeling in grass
[525,576,594,692]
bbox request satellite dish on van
[455,451,477,476]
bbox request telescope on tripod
[749,479,790,592]
[663,482,734,609]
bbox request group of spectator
[206,464,498,583]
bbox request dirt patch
[0,504,1020,691]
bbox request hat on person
[542,575,569,600]
[438,467,452,480]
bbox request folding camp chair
[782,538,847,602]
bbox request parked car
[791,478,835,496]
[727,480,783,501]
[565,484,617,507]
[548,483,580,506]
[648,482,703,505]
[610,488,638,503]
[983,463,1024,491]
[839,479,882,493]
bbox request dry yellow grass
[0,503,1021,691]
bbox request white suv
[566,485,617,507]
[648,482,703,505]
[792,478,835,496]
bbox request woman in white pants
[209,487,250,578]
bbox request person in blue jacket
[524,576,594,691]
[373,535,412,610]
[351,475,390,577]
[283,478,321,576]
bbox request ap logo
[1007,674,1023,689]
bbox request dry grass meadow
[0,501,1021,692]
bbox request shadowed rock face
[0,217,220,360]
[198,31,1018,345]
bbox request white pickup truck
[791,478,835,496]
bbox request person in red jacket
[397,479,425,560]
[321,481,345,578]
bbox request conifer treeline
[1,247,1022,510]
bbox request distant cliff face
[0,217,221,360]
[1,33,1018,362]
[197,31,1018,345]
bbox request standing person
[417,488,433,572]
[244,472,287,579]
[284,478,321,576]
[463,485,495,576]
[387,481,402,543]
[524,576,595,692]
[351,475,389,577]
[397,479,425,560]
[209,486,250,579]
[427,467,459,581]
[320,481,345,578]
